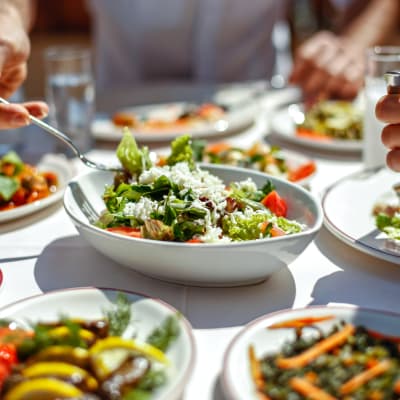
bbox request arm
[290,0,400,102]
[0,0,47,129]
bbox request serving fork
[0,97,124,172]
[69,181,99,224]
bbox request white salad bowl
[63,164,323,287]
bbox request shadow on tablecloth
[33,235,296,329]
[311,226,400,310]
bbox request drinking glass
[363,46,400,169]
[44,46,95,155]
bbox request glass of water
[363,46,400,169]
[44,46,95,155]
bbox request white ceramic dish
[222,305,400,400]
[91,101,259,142]
[154,144,317,188]
[63,164,323,287]
[270,103,362,152]
[323,167,400,264]
[0,154,73,223]
[0,287,195,400]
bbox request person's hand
[0,3,48,129]
[375,94,400,171]
[289,31,364,103]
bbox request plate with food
[322,167,400,264]
[222,305,400,400]
[0,152,73,223]
[177,140,317,187]
[270,100,363,152]
[64,133,322,286]
[0,287,195,400]
[91,101,258,142]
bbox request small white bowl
[64,164,323,287]
[0,287,195,400]
[222,305,400,400]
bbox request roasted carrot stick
[249,345,265,391]
[340,359,392,395]
[269,315,334,329]
[289,377,338,400]
[276,324,355,369]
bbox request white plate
[270,103,362,152]
[92,101,259,142]
[322,167,400,264]
[222,305,400,400]
[63,164,323,287]
[0,154,74,223]
[0,286,195,400]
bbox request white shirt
[86,0,286,90]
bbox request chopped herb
[147,315,180,352]
[104,292,132,336]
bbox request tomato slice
[206,142,232,155]
[106,227,142,238]
[186,238,203,244]
[288,161,317,182]
[296,128,332,141]
[261,191,288,217]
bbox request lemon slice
[3,377,83,400]
[89,336,169,380]
[29,345,89,368]
[22,361,98,392]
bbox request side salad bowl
[64,162,323,287]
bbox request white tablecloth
[1,89,400,400]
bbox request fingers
[0,63,27,98]
[381,124,400,172]
[290,31,363,101]
[375,95,400,124]
[0,103,29,129]
[386,149,400,172]
[22,101,49,119]
[0,101,48,130]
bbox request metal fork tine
[69,182,99,224]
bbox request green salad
[96,132,304,243]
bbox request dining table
[1,84,400,400]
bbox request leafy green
[123,389,152,400]
[376,212,400,240]
[190,139,206,162]
[116,129,152,176]
[167,135,194,168]
[123,369,167,400]
[275,216,303,234]
[147,315,180,352]
[222,212,269,241]
[0,175,19,201]
[104,292,132,336]
[1,151,23,175]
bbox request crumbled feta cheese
[123,197,159,221]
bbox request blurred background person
[1,0,400,129]
[0,0,48,130]
[290,0,400,102]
